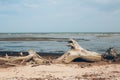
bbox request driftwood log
[0,57,9,64]
[53,39,102,63]
[10,50,49,65]
[0,50,49,65]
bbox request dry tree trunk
[53,39,102,63]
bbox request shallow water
[0,32,120,54]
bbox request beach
[0,52,120,80]
[0,33,120,80]
[1,0,120,79]
[0,61,120,80]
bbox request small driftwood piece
[53,39,102,63]
[102,47,119,61]
[11,50,48,65]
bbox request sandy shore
[0,63,120,80]
[0,51,120,80]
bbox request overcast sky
[0,0,120,32]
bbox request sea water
[0,32,120,54]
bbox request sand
[0,63,120,80]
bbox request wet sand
[0,37,69,41]
[0,52,120,80]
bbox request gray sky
[0,0,120,32]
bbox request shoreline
[0,51,120,80]
[0,51,63,57]
[0,37,90,41]
[0,37,69,41]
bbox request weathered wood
[53,39,102,63]
[0,54,9,62]
[102,47,119,61]
[0,57,9,62]
[10,50,48,64]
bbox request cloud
[23,3,40,8]
[0,0,120,32]
[0,0,119,17]
[113,9,120,15]
[49,0,57,5]
[94,0,114,4]
[0,0,41,10]
[79,0,120,14]
[86,0,120,4]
